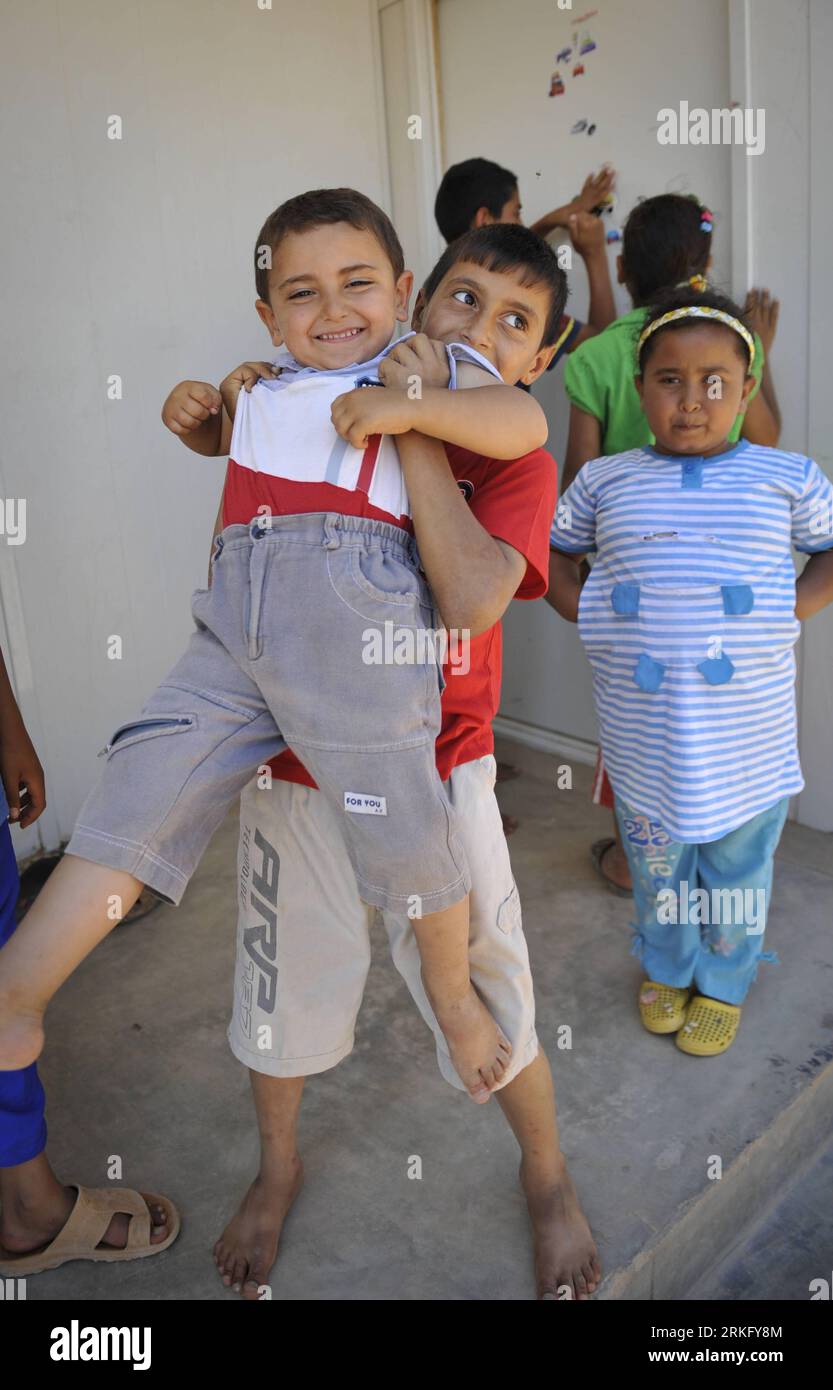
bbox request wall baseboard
[492,715,597,767]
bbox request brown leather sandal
[0,1185,181,1275]
[590,837,633,897]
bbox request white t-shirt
[223,332,501,531]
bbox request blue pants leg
[614,796,789,1006]
[693,797,789,1004]
[613,798,700,989]
[0,821,48,1166]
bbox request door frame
[373,0,445,280]
[0,461,60,858]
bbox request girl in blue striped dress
[550,287,833,1055]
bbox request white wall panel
[0,0,389,853]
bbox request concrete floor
[11,738,833,1301]
[685,1139,833,1301]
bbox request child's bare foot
[0,995,45,1071]
[430,987,512,1103]
[213,1157,304,1299]
[0,1185,170,1257]
[521,1158,602,1300]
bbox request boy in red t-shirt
[163,225,601,1300]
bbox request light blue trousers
[613,795,790,1006]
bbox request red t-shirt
[268,442,557,787]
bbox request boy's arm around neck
[373,333,547,456]
[396,431,526,636]
[408,375,548,458]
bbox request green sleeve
[563,344,605,423]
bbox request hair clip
[688,273,708,291]
[699,206,714,233]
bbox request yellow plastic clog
[638,980,691,1034]
[676,995,741,1056]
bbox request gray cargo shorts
[67,512,471,913]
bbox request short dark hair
[637,285,753,374]
[253,188,405,301]
[621,194,712,306]
[422,223,568,350]
[434,158,518,243]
